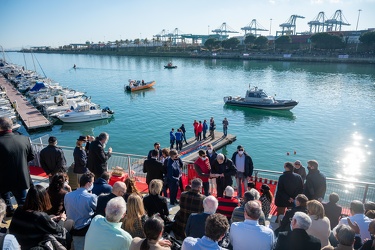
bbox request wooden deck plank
[0,75,52,131]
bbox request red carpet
[29,166,48,178]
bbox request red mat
[29,166,48,178]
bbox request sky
[1,0,374,50]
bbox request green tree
[275,35,291,45]
[254,36,268,48]
[221,37,240,50]
[244,34,256,51]
[310,33,344,49]
[359,31,375,45]
[204,38,219,51]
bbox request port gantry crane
[211,22,239,39]
[308,12,328,33]
[325,10,350,31]
[153,28,185,44]
[277,15,305,36]
[241,19,268,36]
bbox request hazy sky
[1,0,374,49]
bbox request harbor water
[5,52,375,183]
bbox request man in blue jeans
[169,128,175,149]
[231,145,254,198]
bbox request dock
[0,75,52,131]
[179,131,236,162]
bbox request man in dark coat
[39,136,67,181]
[275,211,321,250]
[87,132,112,179]
[147,142,161,160]
[143,149,165,185]
[323,192,342,230]
[211,153,237,198]
[95,181,126,217]
[304,160,326,201]
[231,145,254,198]
[0,117,35,214]
[275,162,304,220]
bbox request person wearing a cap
[73,136,88,185]
[231,145,254,199]
[87,132,112,179]
[39,136,67,182]
[294,160,307,182]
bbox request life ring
[66,110,72,113]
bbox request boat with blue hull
[224,86,298,110]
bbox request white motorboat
[56,103,114,123]
[223,86,298,110]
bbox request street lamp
[356,9,362,31]
[208,25,210,35]
[269,19,272,36]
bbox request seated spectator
[172,178,205,240]
[64,172,97,250]
[217,186,239,222]
[143,179,169,223]
[323,192,343,230]
[47,172,69,217]
[96,181,126,217]
[92,171,112,196]
[275,194,308,236]
[0,198,20,249]
[9,185,72,249]
[185,195,218,238]
[124,178,142,202]
[322,224,356,250]
[230,200,275,250]
[248,187,260,200]
[333,200,372,240]
[259,184,273,218]
[85,197,132,250]
[364,201,375,214]
[122,194,148,238]
[357,219,375,250]
[275,212,321,250]
[130,215,172,250]
[231,191,266,225]
[366,210,375,219]
[182,213,229,250]
[306,200,331,248]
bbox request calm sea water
[5,52,375,183]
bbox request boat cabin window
[260,92,268,97]
[248,93,261,98]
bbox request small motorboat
[56,103,114,123]
[164,62,177,69]
[223,86,298,110]
[125,80,155,92]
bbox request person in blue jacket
[169,128,175,149]
[175,129,183,151]
[202,120,208,140]
[167,149,183,205]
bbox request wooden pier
[0,75,52,131]
[179,131,236,162]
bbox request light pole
[269,19,272,36]
[208,25,210,35]
[356,9,362,31]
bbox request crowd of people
[1,115,375,250]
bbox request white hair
[249,188,260,200]
[216,153,224,161]
[293,211,312,230]
[203,195,218,214]
[105,197,126,223]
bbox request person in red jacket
[196,121,203,141]
[194,150,211,196]
[193,120,198,140]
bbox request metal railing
[30,136,375,208]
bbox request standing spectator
[172,178,205,240]
[194,150,211,196]
[222,117,229,137]
[209,117,215,139]
[175,129,183,151]
[202,119,208,140]
[92,171,112,196]
[0,198,20,249]
[87,132,112,179]
[166,149,183,206]
[323,192,342,230]
[169,128,175,149]
[182,213,229,250]
[231,145,254,198]
[161,148,170,197]
[275,162,304,221]
[275,212,321,250]
[306,200,331,248]
[143,150,165,185]
[143,179,169,223]
[122,194,148,238]
[196,121,203,141]
[304,160,326,201]
[217,186,239,222]
[185,195,218,238]
[40,136,67,182]
[230,201,275,250]
[95,181,126,217]
[294,160,307,182]
[0,117,35,215]
[211,153,237,198]
[73,135,88,186]
[64,172,97,250]
[147,142,161,160]
[85,135,95,155]
[206,144,218,195]
[193,120,198,140]
[259,184,273,218]
[47,173,69,217]
[180,124,188,144]
[85,197,132,250]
